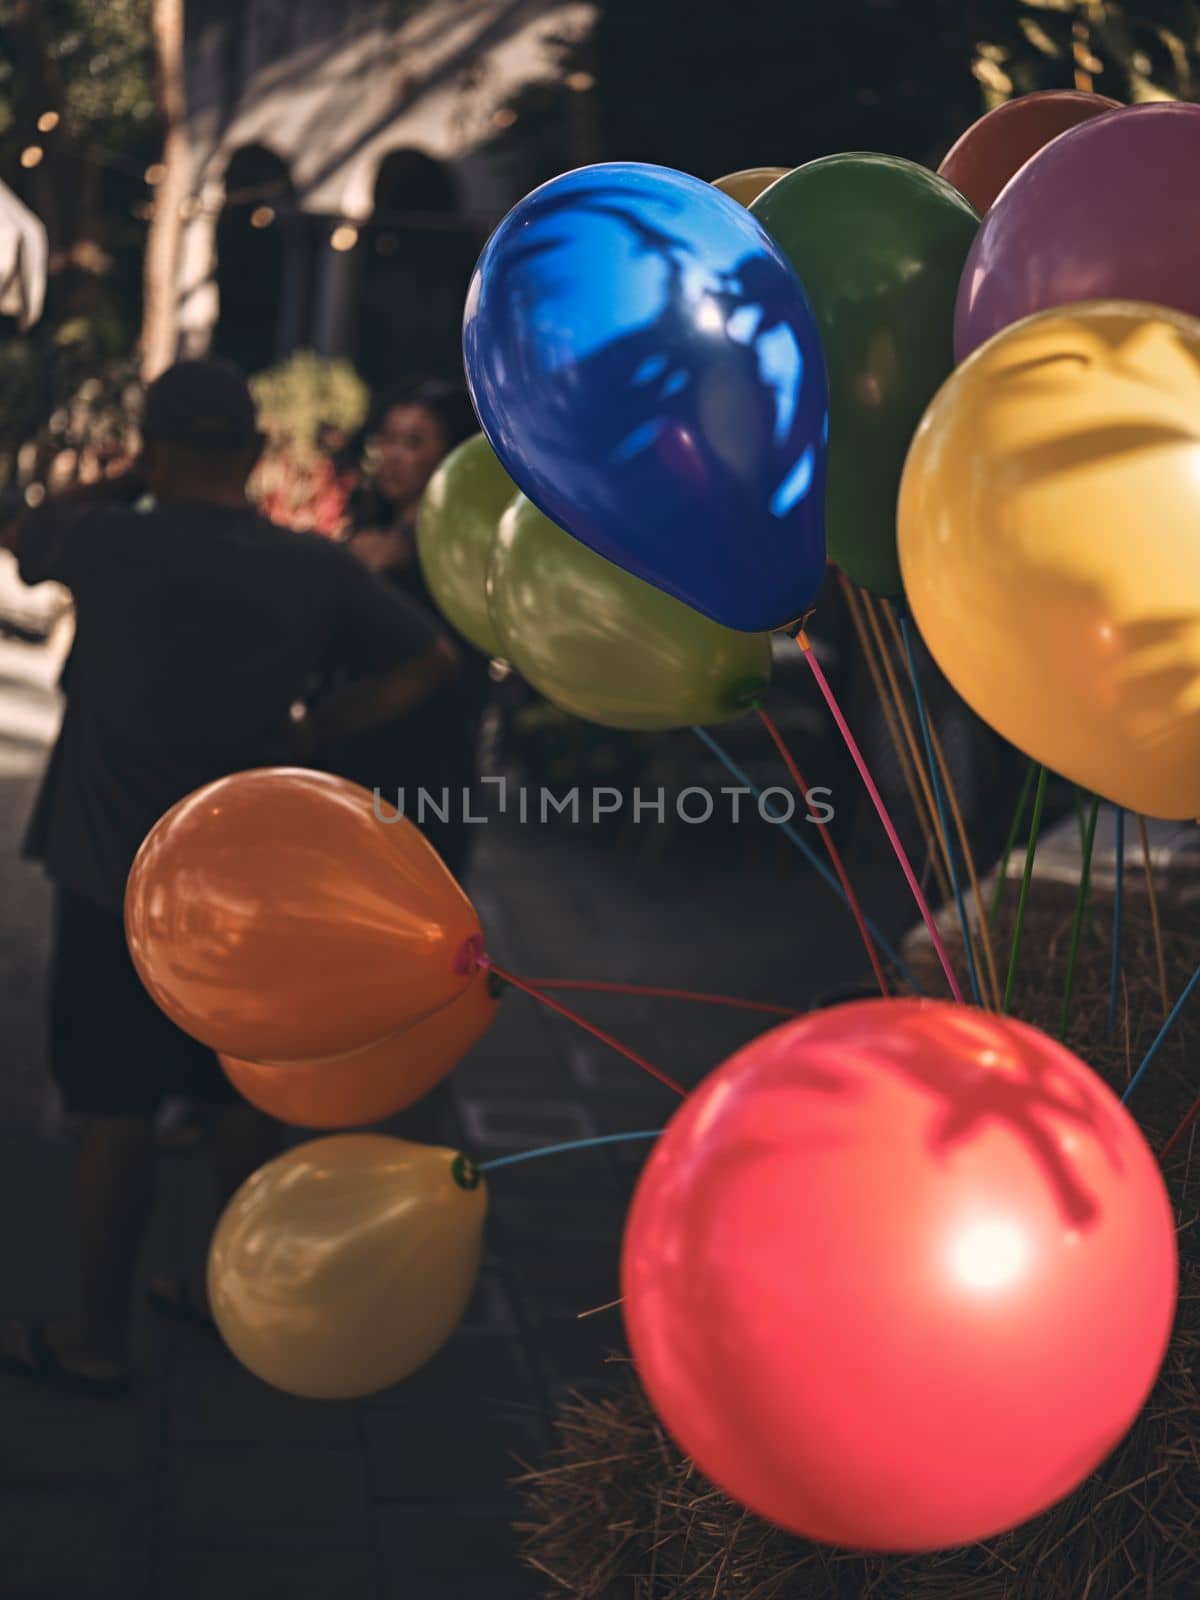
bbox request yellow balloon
[208,1135,487,1399]
[711,167,791,207]
[899,300,1200,820]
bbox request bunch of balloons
[125,769,496,1397]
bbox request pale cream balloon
[711,167,791,207]
[208,1134,487,1399]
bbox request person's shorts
[48,884,241,1117]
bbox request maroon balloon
[956,102,1200,360]
[939,90,1120,216]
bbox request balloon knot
[454,935,487,976]
[451,1153,482,1190]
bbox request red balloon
[126,768,481,1063]
[938,90,1120,215]
[622,999,1177,1551]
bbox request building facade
[178,0,596,384]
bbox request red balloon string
[755,704,890,998]
[475,956,688,1098]
[521,977,800,1018]
[794,632,966,1004]
[1161,1092,1200,1163]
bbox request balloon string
[689,725,923,994]
[990,761,1037,929]
[895,612,983,1008]
[1161,1091,1200,1164]
[1058,794,1099,1041]
[475,956,687,1098]
[1108,807,1125,1035]
[755,705,889,997]
[1136,814,1171,1023]
[521,977,799,1017]
[1122,960,1200,1108]
[840,577,953,913]
[793,631,965,1004]
[1003,764,1048,1013]
[887,605,1001,1009]
[478,1130,662,1172]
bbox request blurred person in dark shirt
[0,359,458,1396]
[319,380,491,882]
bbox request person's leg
[71,1114,157,1366]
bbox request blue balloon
[462,163,828,632]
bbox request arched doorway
[355,149,477,392]
[212,144,301,375]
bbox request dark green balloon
[488,497,771,731]
[417,434,516,655]
[752,154,979,596]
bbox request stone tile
[366,1329,540,1416]
[0,1482,151,1592]
[533,1311,627,1392]
[502,1233,622,1321]
[158,1544,379,1600]
[458,1098,596,1154]
[166,1338,358,1445]
[0,1382,156,1485]
[365,1407,543,1501]
[164,1444,370,1547]
[374,1502,532,1593]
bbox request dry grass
[516,890,1200,1599]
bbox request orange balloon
[125,768,482,1062]
[220,971,499,1128]
[938,90,1120,214]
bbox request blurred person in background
[0,359,459,1397]
[316,379,491,882]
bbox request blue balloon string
[690,724,923,995]
[1109,807,1124,1035]
[479,1131,663,1172]
[897,613,982,1008]
[1122,960,1200,1105]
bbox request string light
[566,71,595,91]
[20,146,44,169]
[37,111,60,133]
[492,107,517,129]
[250,205,275,229]
[144,162,167,185]
[329,223,358,252]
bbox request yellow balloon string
[840,577,953,910]
[1135,814,1171,1023]
[882,601,1002,1011]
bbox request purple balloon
[956,102,1200,359]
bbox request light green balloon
[417,434,516,655]
[488,496,771,731]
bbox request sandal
[0,1322,131,1400]
[146,1278,218,1336]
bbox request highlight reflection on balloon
[464,162,828,632]
[487,495,771,731]
[220,971,499,1129]
[623,999,1177,1551]
[208,1135,488,1399]
[417,434,516,656]
[900,301,1200,820]
[126,769,481,1062]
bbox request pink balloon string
[795,632,965,1004]
[755,704,890,998]
[475,954,688,1098]
[521,977,799,1017]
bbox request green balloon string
[1002,764,1048,1015]
[1058,795,1100,1043]
[989,760,1037,930]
